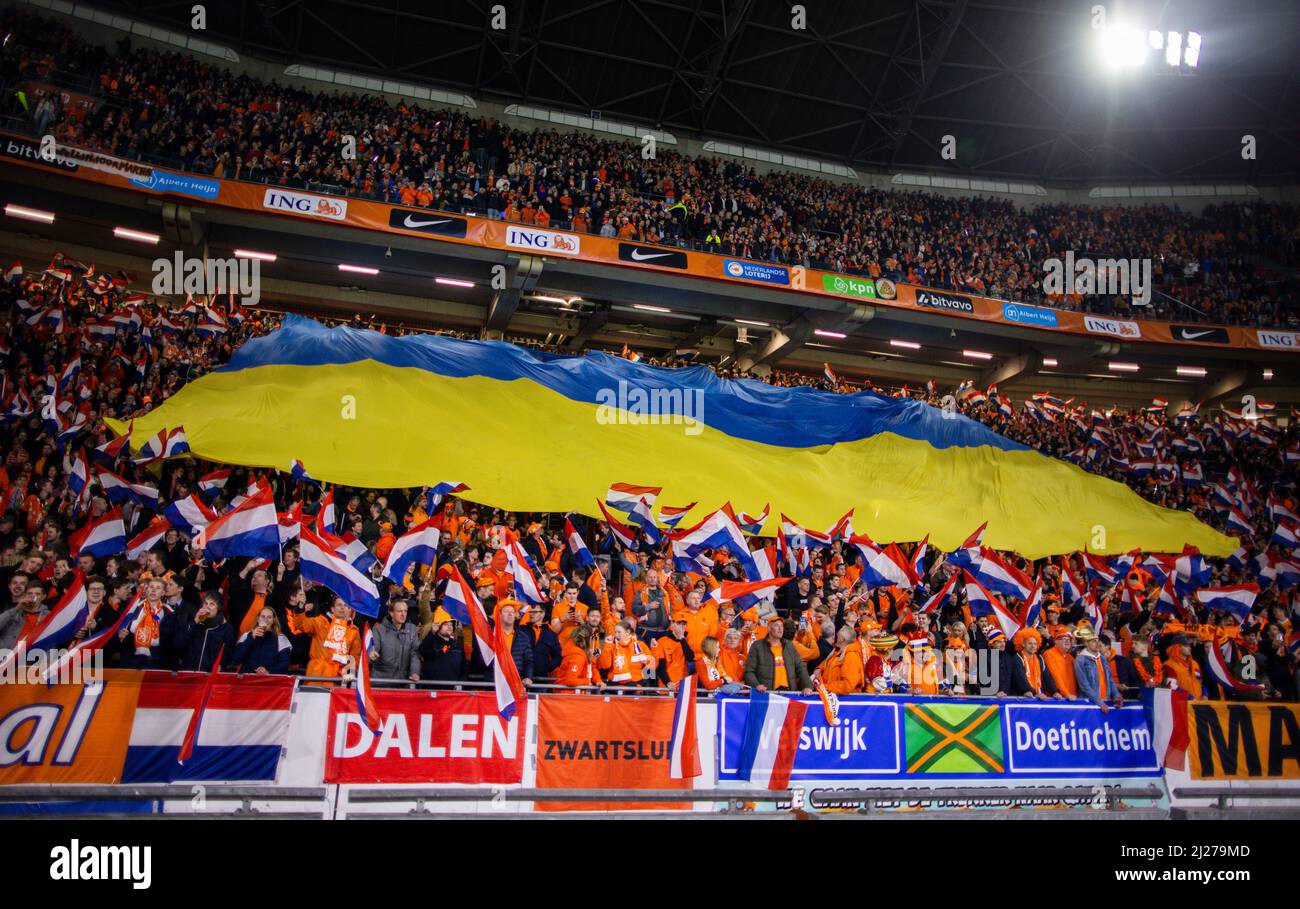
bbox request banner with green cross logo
[904,702,1004,774]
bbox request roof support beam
[889,0,969,166]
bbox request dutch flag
[963,570,1022,638]
[128,515,172,560]
[564,517,595,569]
[849,533,919,589]
[164,494,219,537]
[1194,584,1259,624]
[423,481,469,514]
[1203,640,1265,694]
[737,505,769,536]
[596,498,640,550]
[505,539,547,606]
[626,496,662,545]
[355,624,386,733]
[0,573,90,674]
[198,468,231,498]
[381,518,442,585]
[298,526,380,618]
[657,502,696,530]
[195,485,282,563]
[973,547,1035,600]
[605,482,662,513]
[1226,506,1254,537]
[669,505,759,580]
[735,691,807,790]
[667,674,701,780]
[946,521,987,569]
[95,467,159,508]
[67,507,127,559]
[289,458,320,488]
[917,570,958,614]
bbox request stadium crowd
[4,7,1298,330]
[1,259,1297,707]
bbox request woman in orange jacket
[286,597,361,680]
[555,625,604,689]
[817,627,865,694]
[696,636,732,690]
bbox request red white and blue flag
[505,539,547,605]
[657,502,696,530]
[298,526,380,618]
[423,481,468,514]
[317,488,337,534]
[605,482,661,512]
[735,691,807,790]
[95,466,160,508]
[198,468,231,498]
[670,505,759,580]
[963,570,1022,638]
[625,496,662,544]
[974,547,1035,600]
[1203,640,1265,694]
[1194,584,1258,624]
[289,458,320,487]
[1,573,90,673]
[596,498,640,549]
[67,507,127,559]
[918,570,958,615]
[947,521,987,569]
[355,625,385,733]
[564,517,595,569]
[707,577,791,608]
[163,494,219,537]
[127,515,172,560]
[849,533,919,589]
[737,504,769,536]
[381,518,442,584]
[453,567,526,720]
[667,674,701,780]
[195,484,281,562]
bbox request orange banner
[1188,701,1300,780]
[0,669,142,784]
[4,134,1288,353]
[535,695,692,811]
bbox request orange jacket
[820,645,865,694]
[286,612,361,679]
[556,639,602,687]
[1164,651,1203,699]
[650,634,691,685]
[696,655,729,690]
[719,646,746,683]
[680,604,719,654]
[1044,647,1078,697]
[598,636,656,684]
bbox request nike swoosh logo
[630,250,673,261]
[403,216,452,228]
[1179,329,1216,339]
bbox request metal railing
[0,784,329,819]
[1169,786,1300,818]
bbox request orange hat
[431,606,454,625]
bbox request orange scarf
[1020,653,1042,693]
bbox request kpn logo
[151,252,260,305]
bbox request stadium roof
[90,0,1300,184]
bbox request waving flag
[564,517,595,569]
[355,625,385,733]
[67,448,90,498]
[1153,576,1190,622]
[198,468,231,498]
[974,548,1035,600]
[1020,577,1044,628]
[317,488,337,535]
[0,574,90,675]
[779,514,833,550]
[671,505,759,580]
[287,458,320,487]
[424,481,469,514]
[605,482,662,512]
[162,428,190,458]
[505,539,547,606]
[67,507,127,559]
[451,566,525,719]
[195,485,281,562]
[737,505,770,536]
[95,467,160,508]
[910,534,929,582]
[1174,550,1211,595]
[1194,584,1259,624]
[707,577,791,605]
[127,515,172,560]
[298,526,380,617]
[164,494,219,537]
[658,502,696,530]
[596,498,640,549]
[735,691,807,790]
[381,518,442,584]
[667,674,701,780]
[626,496,662,545]
[325,531,378,575]
[110,315,1237,557]
[41,592,139,683]
[1083,552,1119,586]
[1203,640,1265,694]
[917,570,958,614]
[440,566,479,625]
[850,533,918,589]
[963,570,1022,638]
[827,509,856,542]
[1225,506,1254,536]
[947,522,988,569]
[1272,520,1300,550]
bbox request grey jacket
[369,617,421,679]
[0,606,48,652]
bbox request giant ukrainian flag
[109,315,1233,559]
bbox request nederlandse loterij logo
[595,379,704,436]
[1042,251,1152,305]
[50,840,151,889]
[152,252,260,305]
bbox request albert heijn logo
[262,188,348,220]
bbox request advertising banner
[324,688,524,784]
[535,695,692,810]
[717,695,1160,782]
[1188,701,1300,780]
[0,669,293,784]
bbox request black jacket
[532,626,563,678]
[420,631,466,681]
[172,612,236,672]
[1009,651,1059,697]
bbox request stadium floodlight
[435,277,475,288]
[963,349,993,360]
[1263,368,1274,380]
[1108,362,1140,372]
[234,249,277,261]
[338,264,379,275]
[1098,25,1148,69]
[633,303,672,313]
[889,340,921,349]
[1042,358,1059,367]
[5,203,54,223]
[1165,31,1182,67]
[1176,366,1206,377]
[1184,32,1201,67]
[814,329,847,339]
[114,226,160,244]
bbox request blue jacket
[1074,650,1121,707]
[232,629,292,674]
